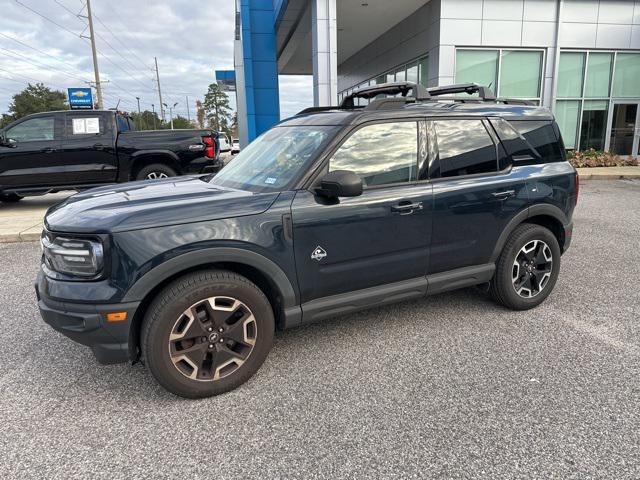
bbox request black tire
[141,270,274,398]
[135,163,177,181]
[490,223,561,311]
[0,193,23,203]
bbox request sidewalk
[576,166,640,180]
[0,193,70,243]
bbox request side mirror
[317,170,363,198]
[0,133,16,148]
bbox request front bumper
[35,276,139,364]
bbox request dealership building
[235,0,640,156]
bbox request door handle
[391,201,423,215]
[40,147,56,153]
[492,190,515,199]
[93,143,105,150]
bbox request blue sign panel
[68,88,94,110]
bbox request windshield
[211,126,338,192]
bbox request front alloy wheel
[169,296,257,381]
[142,270,274,398]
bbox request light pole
[163,102,178,130]
[151,104,157,130]
[135,96,142,129]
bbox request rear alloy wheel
[135,163,177,181]
[490,223,561,310]
[142,270,274,398]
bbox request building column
[235,0,280,146]
[312,0,338,107]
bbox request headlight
[41,233,104,278]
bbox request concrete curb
[576,167,640,180]
[578,172,640,180]
[0,224,42,244]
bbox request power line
[93,13,154,71]
[0,48,91,84]
[13,0,82,37]
[0,32,88,75]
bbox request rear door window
[65,114,106,138]
[433,119,498,178]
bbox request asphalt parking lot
[0,180,638,479]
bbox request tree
[168,115,194,129]
[2,83,67,127]
[203,83,231,132]
[195,100,205,129]
[130,110,161,130]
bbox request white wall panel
[441,18,482,44]
[523,0,558,21]
[440,0,483,19]
[596,23,632,48]
[560,22,597,47]
[482,20,523,45]
[563,0,599,23]
[483,0,524,20]
[597,1,634,24]
[522,21,557,46]
[631,24,640,47]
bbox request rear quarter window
[493,119,564,164]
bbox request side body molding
[122,247,299,310]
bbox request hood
[45,176,280,233]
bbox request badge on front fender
[311,246,327,261]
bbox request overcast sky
[0,0,313,121]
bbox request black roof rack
[427,83,496,100]
[295,82,529,116]
[340,82,430,108]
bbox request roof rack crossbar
[340,82,430,108]
[427,83,496,100]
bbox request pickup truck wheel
[141,270,275,398]
[0,193,23,203]
[136,164,177,181]
[490,223,561,311]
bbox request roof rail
[297,105,348,115]
[340,82,430,108]
[427,83,496,100]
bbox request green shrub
[566,149,639,168]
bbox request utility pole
[186,95,191,123]
[155,57,165,122]
[85,0,103,109]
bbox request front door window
[609,103,639,156]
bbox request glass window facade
[338,55,429,101]
[500,50,543,98]
[556,51,640,151]
[455,48,543,101]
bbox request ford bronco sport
[36,83,578,398]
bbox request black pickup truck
[0,110,222,202]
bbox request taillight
[202,136,215,158]
[575,172,579,205]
